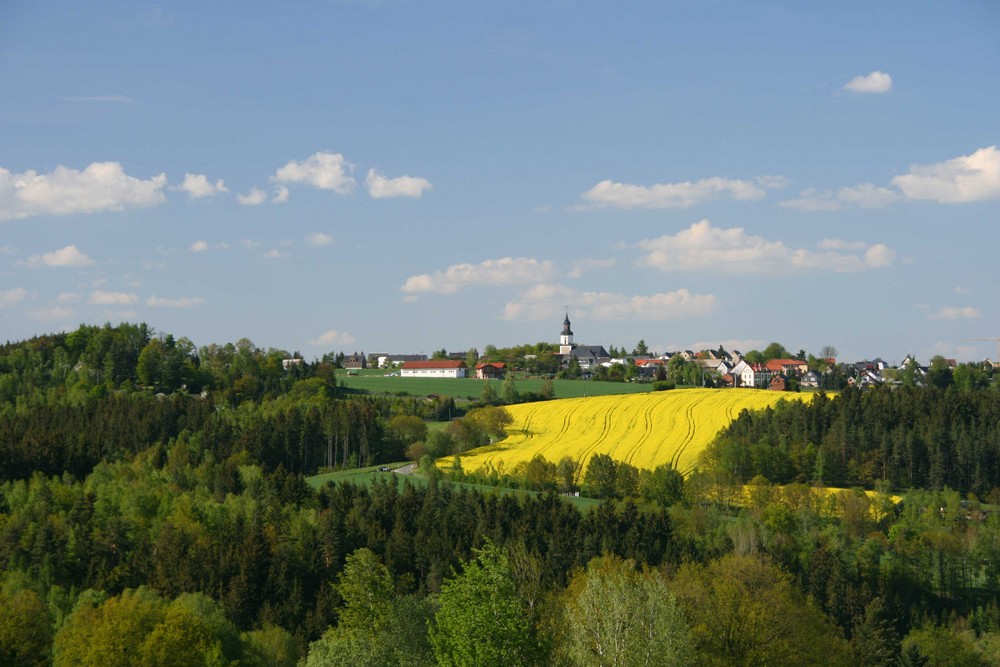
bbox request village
[333,313,992,392]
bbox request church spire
[559,312,574,354]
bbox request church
[557,313,610,370]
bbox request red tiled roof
[475,362,506,369]
[402,360,467,369]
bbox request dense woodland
[1,324,1000,665]
[706,385,1000,496]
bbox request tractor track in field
[670,393,707,472]
[573,402,619,484]
[624,397,657,466]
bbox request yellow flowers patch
[445,388,813,477]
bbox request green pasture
[306,463,601,511]
[336,370,652,400]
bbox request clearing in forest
[444,388,813,477]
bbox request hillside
[443,388,814,477]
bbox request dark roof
[402,360,467,369]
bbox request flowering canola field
[448,388,813,477]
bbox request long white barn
[400,360,468,378]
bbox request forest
[1,323,1000,665]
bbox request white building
[400,360,468,378]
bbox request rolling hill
[442,388,814,477]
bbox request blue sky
[2,1,998,363]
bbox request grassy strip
[335,370,652,400]
[305,464,602,511]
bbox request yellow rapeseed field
[444,388,813,478]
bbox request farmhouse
[342,353,366,370]
[401,360,468,378]
[475,362,506,380]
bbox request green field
[306,463,602,511]
[336,369,652,400]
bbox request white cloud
[892,146,1000,203]
[176,173,228,198]
[306,233,334,246]
[310,329,357,346]
[272,185,289,203]
[22,245,95,268]
[26,306,74,321]
[568,257,616,279]
[0,162,167,220]
[929,306,980,320]
[57,292,81,303]
[401,257,559,294]
[273,151,355,194]
[190,240,208,252]
[779,184,899,211]
[88,290,137,305]
[784,146,1000,211]
[366,169,433,199]
[0,287,27,308]
[502,283,719,321]
[581,176,769,210]
[843,71,893,93]
[237,188,268,206]
[636,220,894,274]
[0,245,13,254]
[953,286,970,295]
[264,249,287,259]
[755,175,790,189]
[146,296,206,307]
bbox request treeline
[4,445,1000,664]
[0,390,465,480]
[0,446,679,663]
[705,385,1000,495]
[0,323,340,409]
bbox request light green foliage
[388,415,429,449]
[304,548,434,667]
[465,405,513,439]
[502,376,519,404]
[639,464,685,507]
[53,587,166,667]
[901,625,988,667]
[429,541,542,667]
[563,555,692,666]
[0,587,52,667]
[335,548,394,630]
[52,588,242,667]
[239,624,299,667]
[670,554,851,666]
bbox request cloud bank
[0,162,167,220]
[402,257,559,294]
[636,220,894,274]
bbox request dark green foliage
[705,386,1000,494]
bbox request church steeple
[559,312,574,355]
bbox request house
[800,370,821,388]
[475,362,506,380]
[732,360,773,388]
[764,358,808,375]
[401,360,468,378]
[769,374,788,391]
[343,353,366,370]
